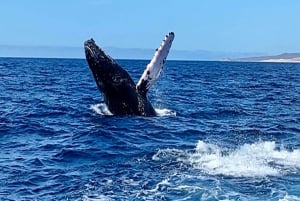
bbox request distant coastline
[234,53,300,63]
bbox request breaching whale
[84,32,175,116]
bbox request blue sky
[1,0,300,54]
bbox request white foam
[155,108,176,117]
[90,103,113,116]
[153,141,300,178]
[189,141,300,177]
[279,194,300,201]
[90,104,175,117]
[152,148,185,161]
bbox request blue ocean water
[0,57,299,200]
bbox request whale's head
[84,39,116,72]
[84,39,118,90]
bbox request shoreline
[260,58,300,63]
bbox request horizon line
[0,55,223,62]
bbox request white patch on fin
[136,32,175,93]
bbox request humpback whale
[84,32,175,116]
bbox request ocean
[0,57,299,200]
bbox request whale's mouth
[84,39,102,61]
[85,45,97,59]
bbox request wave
[81,194,113,201]
[90,103,176,117]
[153,140,300,177]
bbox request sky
[1,0,300,56]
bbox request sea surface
[0,57,300,201]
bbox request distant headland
[234,53,300,63]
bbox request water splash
[90,103,176,117]
[90,103,113,116]
[153,141,300,177]
[191,141,300,177]
[279,194,300,201]
[155,108,176,117]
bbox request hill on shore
[236,53,300,62]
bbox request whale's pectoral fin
[136,32,175,94]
